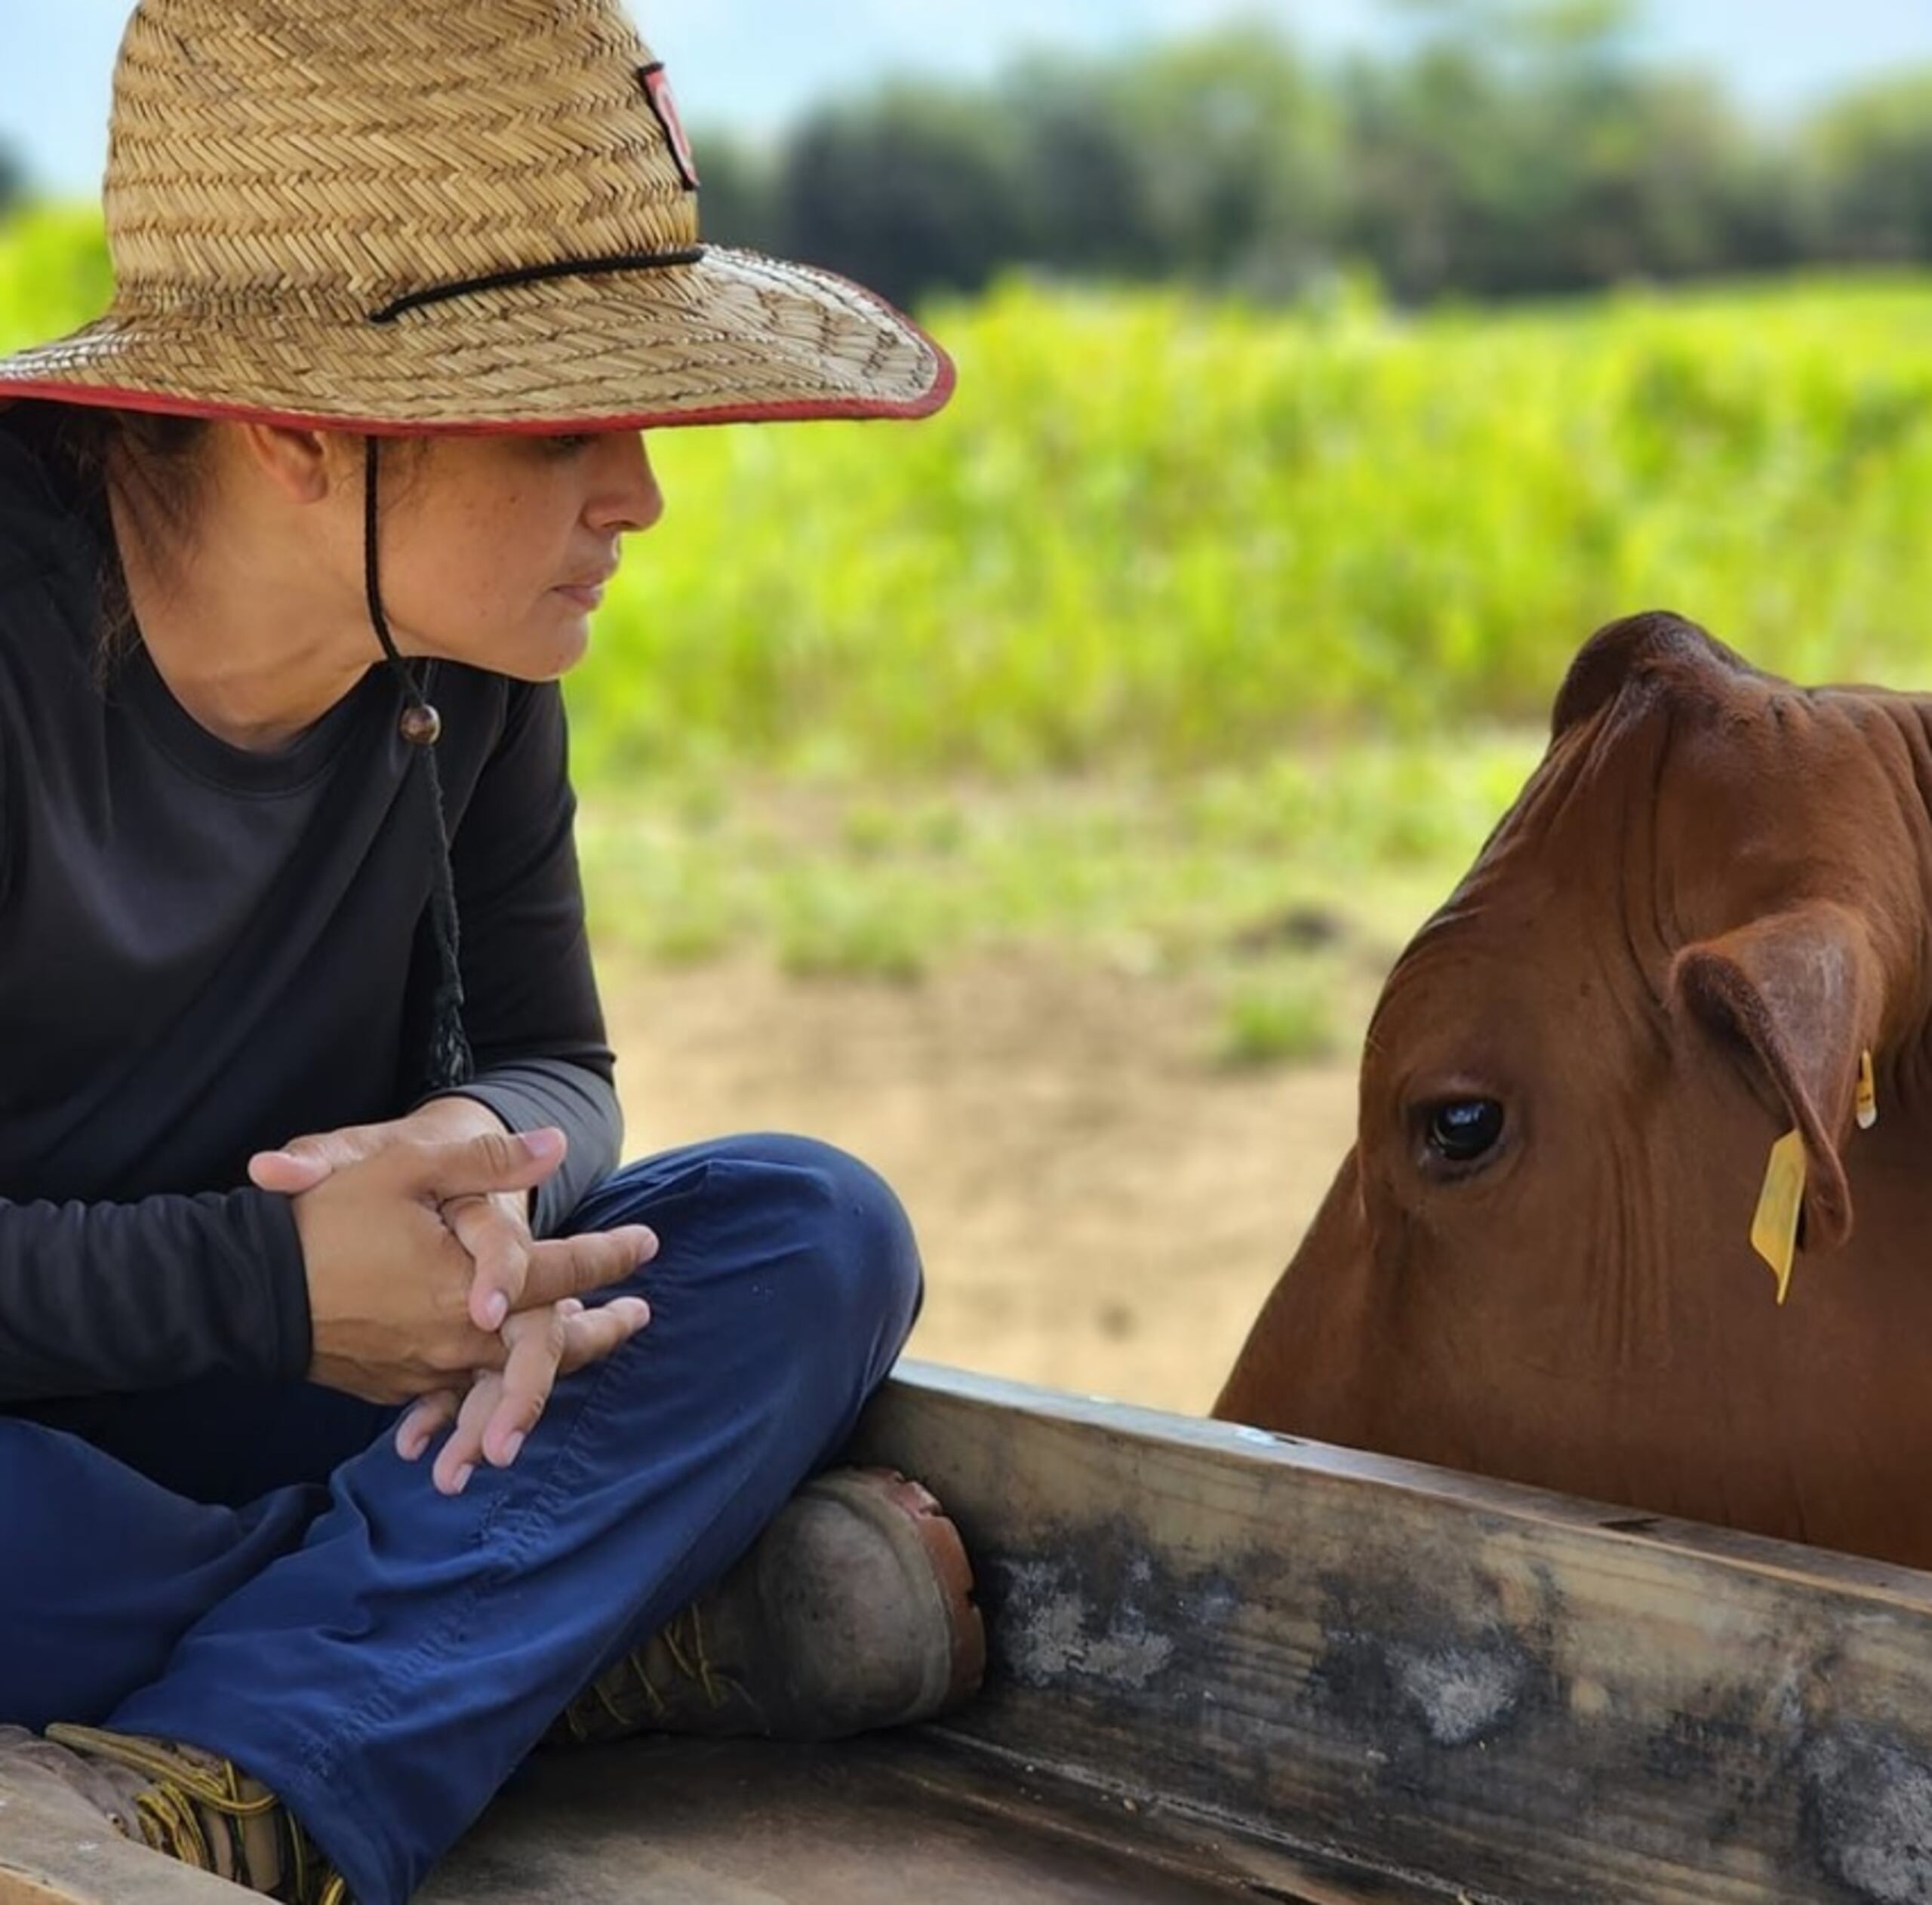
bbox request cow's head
[1219,614,1932,1551]
[1373,610,1924,1273]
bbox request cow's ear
[1672,901,1882,1253]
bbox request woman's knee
[581,1133,924,1345]
[726,1134,924,1343]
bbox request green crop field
[5,205,1930,1026]
[6,205,1932,780]
[577,263,1932,783]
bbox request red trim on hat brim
[0,345,956,435]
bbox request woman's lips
[554,581,607,611]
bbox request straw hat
[0,0,954,433]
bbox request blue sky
[7,1,1930,199]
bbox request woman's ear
[229,420,340,504]
[1672,900,1884,1253]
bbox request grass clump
[1215,965,1346,1069]
[575,731,1544,1033]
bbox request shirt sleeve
[0,1187,310,1403]
[413,679,622,1237]
[0,465,319,1402]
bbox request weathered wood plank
[23,1361,1927,1903]
[3,1734,1367,1905]
[422,1737,1290,1903]
[849,1361,1932,1905]
[0,1782,239,1905]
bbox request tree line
[690,1,1932,309]
[3,2,1927,312]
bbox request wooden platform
[0,1730,1434,1905]
[425,1734,1431,1903]
[11,1362,1932,1903]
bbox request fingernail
[503,1432,526,1466]
[484,1291,509,1330]
[452,1463,475,1495]
[523,1128,565,1159]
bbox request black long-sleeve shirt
[0,420,621,1402]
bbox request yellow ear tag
[1857,1049,1878,1131]
[1750,1129,1807,1306]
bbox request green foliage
[774,86,1032,307]
[737,30,1342,310]
[0,206,112,347]
[575,734,1550,995]
[564,272,1932,780]
[688,10,1924,309]
[6,214,1932,783]
[680,131,786,257]
[571,732,1547,1063]
[1215,964,1343,1069]
[1082,29,1341,295]
[1803,73,1932,266]
[1337,50,1789,300]
[772,866,932,983]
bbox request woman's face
[370,428,664,680]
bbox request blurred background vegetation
[4,0,1932,1024]
[694,0,1932,307]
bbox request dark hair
[11,403,213,688]
[14,403,426,690]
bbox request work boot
[547,1466,985,1747]
[0,1723,349,1903]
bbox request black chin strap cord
[364,437,475,1091]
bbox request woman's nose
[592,431,665,534]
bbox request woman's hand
[389,1149,657,1495]
[254,1109,655,1494]
[391,1291,636,1496]
[251,1097,557,1333]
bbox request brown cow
[1217,611,1932,1571]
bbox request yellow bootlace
[43,1724,352,1905]
[565,1603,749,1742]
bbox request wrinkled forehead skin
[1364,611,1932,1131]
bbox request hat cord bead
[363,437,473,1090]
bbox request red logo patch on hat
[641,63,700,192]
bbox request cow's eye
[1425,1098,1506,1166]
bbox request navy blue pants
[0,1134,923,1905]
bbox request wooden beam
[18,1364,1932,1902]
[850,1361,1932,1904]
[0,1784,239,1905]
[422,1735,1291,1903]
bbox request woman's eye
[543,432,597,454]
[1424,1098,1506,1167]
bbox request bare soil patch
[600,951,1359,1417]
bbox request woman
[0,3,981,1901]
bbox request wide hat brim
[0,243,953,435]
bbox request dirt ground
[600,950,1361,1418]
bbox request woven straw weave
[0,0,951,431]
